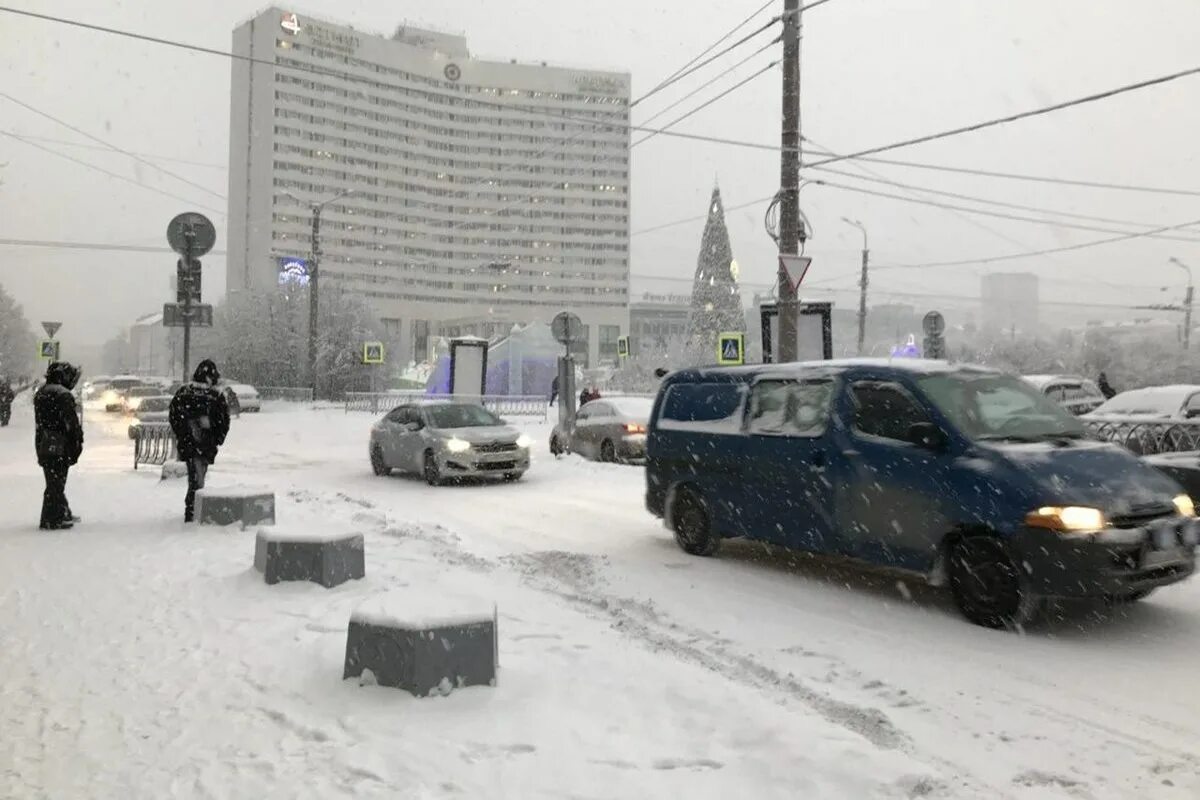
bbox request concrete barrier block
[196,488,275,527]
[344,592,497,697]
[254,529,365,588]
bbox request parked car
[551,396,655,463]
[646,359,1199,629]
[1023,374,1106,416]
[1087,385,1200,420]
[223,383,262,414]
[369,401,532,485]
[126,396,173,439]
[83,375,112,400]
[122,385,164,414]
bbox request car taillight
[624,423,646,434]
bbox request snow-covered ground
[2,399,1199,799]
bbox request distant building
[128,313,177,378]
[629,292,690,357]
[227,8,632,367]
[981,273,1040,334]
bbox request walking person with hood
[34,362,83,530]
[0,376,14,427]
[169,359,231,522]
[1097,372,1117,400]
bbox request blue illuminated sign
[278,257,310,286]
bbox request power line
[0,131,226,169]
[638,14,781,106]
[0,237,227,256]
[646,0,774,95]
[637,38,780,128]
[872,215,1200,271]
[804,63,1200,169]
[0,92,225,199]
[0,131,226,215]
[813,178,1200,243]
[631,195,776,236]
[632,60,779,148]
[811,164,1199,232]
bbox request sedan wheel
[370,445,390,477]
[600,439,617,463]
[423,450,443,486]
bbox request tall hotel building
[227,9,631,365]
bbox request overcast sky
[3,0,1200,358]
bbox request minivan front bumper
[1014,517,1200,598]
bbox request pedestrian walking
[0,377,14,427]
[169,359,231,523]
[34,362,83,530]
[549,375,559,407]
[1098,372,1117,400]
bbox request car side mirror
[405,421,424,432]
[908,422,947,451]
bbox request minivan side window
[747,380,832,437]
[658,382,746,433]
[386,407,407,424]
[850,382,929,443]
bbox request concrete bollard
[344,591,497,697]
[254,529,365,588]
[195,488,275,527]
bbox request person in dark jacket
[1098,372,1117,400]
[0,378,14,426]
[549,375,559,407]
[34,362,83,530]
[169,359,231,522]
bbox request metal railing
[344,391,549,420]
[257,386,314,403]
[1083,417,1200,455]
[133,422,177,470]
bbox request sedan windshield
[918,373,1085,441]
[426,404,502,429]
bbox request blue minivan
[645,359,1199,628]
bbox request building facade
[981,272,1040,335]
[227,8,632,367]
[629,293,691,357]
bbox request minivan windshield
[425,404,503,429]
[919,372,1086,442]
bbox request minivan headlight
[516,434,532,449]
[1174,494,1196,518]
[1026,506,1107,533]
[445,437,471,453]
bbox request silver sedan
[551,397,654,463]
[369,401,532,485]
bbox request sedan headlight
[516,434,533,449]
[445,437,471,453]
[1025,506,1107,533]
[1174,494,1196,518]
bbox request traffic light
[176,258,202,304]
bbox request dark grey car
[370,401,532,485]
[551,397,655,463]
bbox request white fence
[344,392,549,420]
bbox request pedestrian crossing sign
[38,340,60,360]
[717,332,745,366]
[362,341,385,364]
[617,336,630,358]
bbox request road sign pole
[182,237,193,383]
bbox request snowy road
[2,401,1199,799]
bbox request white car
[1087,385,1200,421]
[223,383,261,414]
[126,395,173,438]
[1022,374,1106,416]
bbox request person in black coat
[34,362,83,530]
[1098,372,1117,400]
[0,378,14,427]
[169,359,231,522]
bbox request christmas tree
[686,186,746,345]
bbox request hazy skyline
[3,0,1200,360]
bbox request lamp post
[281,188,355,396]
[1170,257,1194,350]
[842,217,869,356]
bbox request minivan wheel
[370,445,390,477]
[423,451,443,486]
[600,439,617,463]
[673,489,719,556]
[948,536,1040,629]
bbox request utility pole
[777,0,802,362]
[1170,257,1194,350]
[843,218,869,356]
[182,235,193,383]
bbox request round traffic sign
[551,312,584,345]
[922,311,945,336]
[166,212,216,257]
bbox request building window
[599,324,620,362]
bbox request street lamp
[1170,257,1194,350]
[842,217,869,356]
[280,188,355,396]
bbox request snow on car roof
[1090,385,1200,416]
[672,358,997,382]
[607,396,656,418]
